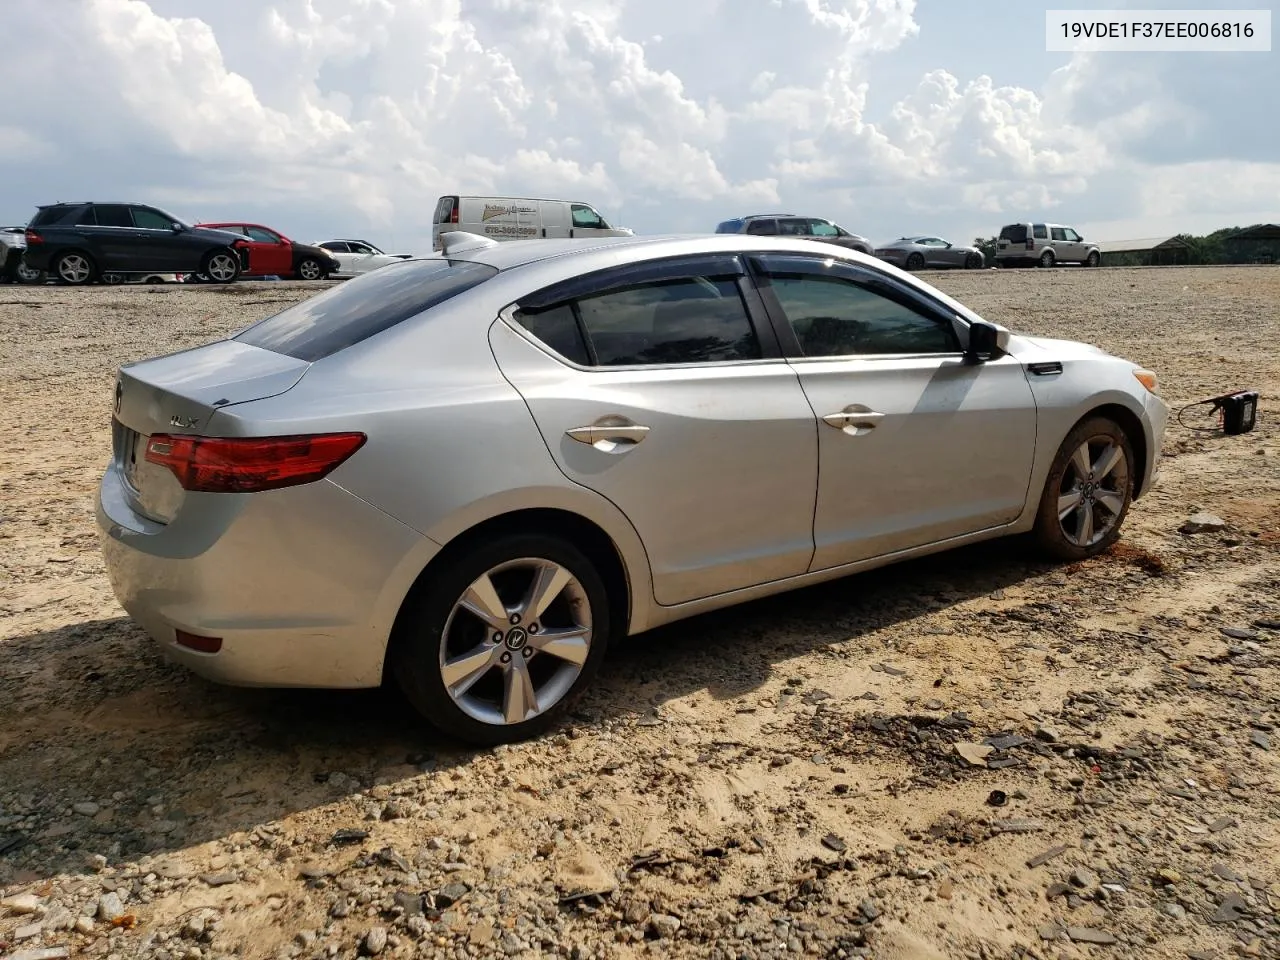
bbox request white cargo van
[431,196,633,250]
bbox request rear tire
[392,532,611,746]
[1039,249,1055,268]
[1032,417,1135,562]
[53,251,96,285]
[964,252,983,269]
[202,249,241,284]
[905,252,925,271]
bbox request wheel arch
[381,507,633,686]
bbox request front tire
[53,251,96,285]
[16,263,46,285]
[392,532,611,746]
[202,249,241,284]
[1085,250,1100,268]
[297,257,325,281]
[1032,417,1135,561]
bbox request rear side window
[235,258,498,362]
[513,274,762,367]
[745,219,777,236]
[1033,224,1048,240]
[31,206,83,226]
[999,224,1027,242]
[94,205,133,228]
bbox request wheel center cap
[505,627,528,651]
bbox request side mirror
[945,242,953,248]
[965,320,1005,362]
[171,223,184,233]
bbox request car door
[128,205,186,269]
[568,203,613,239]
[806,219,847,250]
[539,202,571,239]
[1060,227,1086,262]
[241,225,292,275]
[91,204,144,269]
[488,254,819,606]
[748,252,1038,570]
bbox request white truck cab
[432,196,632,251]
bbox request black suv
[22,202,250,285]
[714,214,875,255]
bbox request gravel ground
[1,267,1278,960]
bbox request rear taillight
[449,205,458,224]
[144,433,366,493]
[1025,238,1034,250]
[25,229,42,245]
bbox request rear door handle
[566,418,651,451]
[823,409,885,428]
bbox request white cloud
[0,0,1274,249]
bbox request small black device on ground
[1212,390,1259,435]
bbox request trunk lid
[112,340,309,523]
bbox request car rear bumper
[96,465,439,689]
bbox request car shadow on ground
[0,538,1048,885]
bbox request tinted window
[745,219,777,236]
[319,241,348,252]
[235,258,498,362]
[572,277,760,366]
[1033,224,1048,239]
[1050,227,1067,241]
[31,206,83,226]
[715,219,744,234]
[244,226,281,243]
[778,218,809,236]
[808,220,839,237]
[758,259,959,356]
[571,204,607,229]
[95,204,133,228]
[131,207,174,230]
[512,303,591,366]
[349,242,375,254]
[998,224,1027,242]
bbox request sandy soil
[1,267,1278,960]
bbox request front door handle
[822,408,885,435]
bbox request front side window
[349,242,375,255]
[571,204,607,229]
[130,207,174,230]
[921,237,948,247]
[1063,228,1081,241]
[245,226,281,243]
[1050,227,1067,241]
[756,257,959,357]
[94,205,133,228]
[236,258,498,362]
[808,220,839,237]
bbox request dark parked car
[714,214,874,255]
[21,202,250,285]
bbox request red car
[195,222,340,280]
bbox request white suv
[995,222,1100,268]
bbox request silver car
[98,232,1169,745]
[874,236,985,271]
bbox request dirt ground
[1,267,1278,960]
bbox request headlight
[1132,368,1158,394]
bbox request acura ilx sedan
[98,231,1169,745]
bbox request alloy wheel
[1056,437,1129,547]
[16,263,42,283]
[299,259,322,280]
[438,557,593,727]
[58,255,92,284]
[206,254,238,282]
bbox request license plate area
[113,420,146,493]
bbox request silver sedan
[875,236,985,270]
[98,232,1169,744]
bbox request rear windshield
[999,224,1028,242]
[235,258,497,362]
[714,219,743,234]
[30,206,84,227]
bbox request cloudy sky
[1,0,1274,253]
